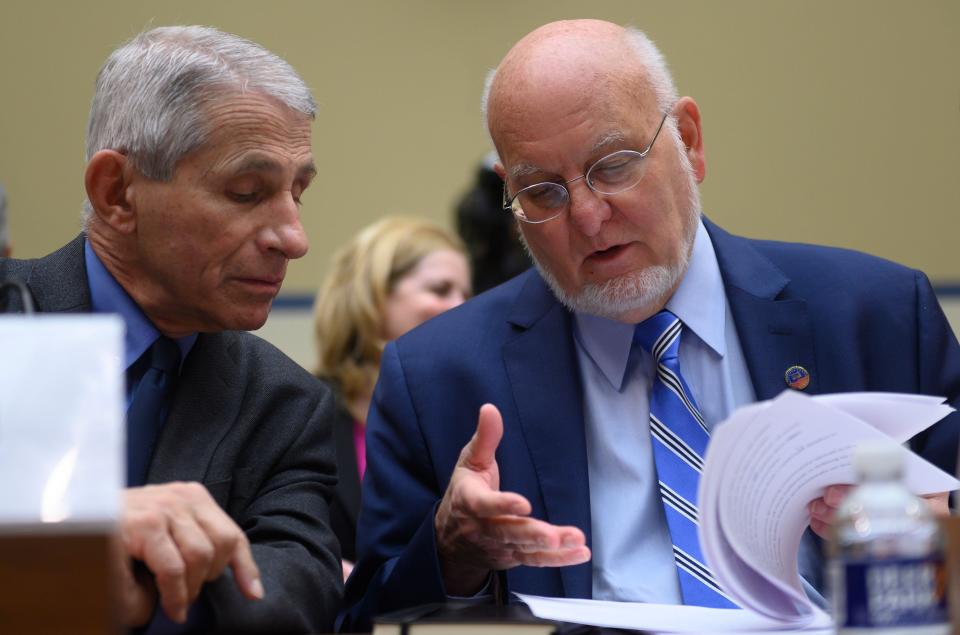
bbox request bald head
[484,20,678,153]
[479,20,705,323]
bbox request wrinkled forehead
[181,92,315,176]
[490,76,662,180]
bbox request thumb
[461,403,503,471]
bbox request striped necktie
[634,310,736,608]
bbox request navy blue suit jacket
[338,219,960,631]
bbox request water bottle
[828,441,949,635]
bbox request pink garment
[353,418,366,480]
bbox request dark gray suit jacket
[1,236,343,634]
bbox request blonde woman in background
[313,216,471,579]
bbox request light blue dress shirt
[574,220,757,603]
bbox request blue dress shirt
[84,240,195,402]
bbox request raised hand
[434,404,591,595]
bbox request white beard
[520,134,701,321]
[531,257,689,321]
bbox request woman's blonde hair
[313,216,466,407]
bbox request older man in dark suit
[0,26,340,634]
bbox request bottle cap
[852,440,905,480]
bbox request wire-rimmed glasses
[503,111,670,224]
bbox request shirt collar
[573,219,727,389]
[84,239,197,369]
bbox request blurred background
[1,0,957,369]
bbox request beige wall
[2,0,958,299]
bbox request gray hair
[82,25,316,223]
[0,184,8,254]
[481,26,679,138]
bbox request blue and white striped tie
[634,310,736,608]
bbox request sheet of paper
[813,392,954,442]
[0,315,124,524]
[700,390,959,621]
[515,593,833,633]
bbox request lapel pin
[785,365,810,391]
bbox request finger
[460,404,504,471]
[480,516,583,549]
[169,513,216,602]
[191,497,243,581]
[481,546,586,570]
[228,533,264,600]
[110,536,157,627]
[923,491,950,517]
[462,486,531,518]
[823,484,852,507]
[140,529,190,623]
[504,531,588,553]
[481,517,558,549]
[808,498,830,522]
[541,526,587,551]
[513,545,592,568]
[809,517,830,539]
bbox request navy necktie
[126,336,180,487]
[634,310,736,608]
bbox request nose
[566,179,610,237]
[260,192,309,259]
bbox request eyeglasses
[502,111,670,224]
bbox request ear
[673,96,706,183]
[84,150,138,233]
[493,162,507,182]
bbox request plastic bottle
[828,441,949,635]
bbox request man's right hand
[115,482,264,626]
[434,404,591,596]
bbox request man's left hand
[808,485,950,539]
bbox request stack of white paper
[518,391,958,633]
[517,593,833,633]
[699,390,958,624]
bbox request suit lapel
[502,273,593,599]
[148,332,241,484]
[705,219,819,399]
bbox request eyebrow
[506,130,630,181]
[591,131,628,153]
[508,163,542,180]
[228,155,318,180]
[299,161,318,180]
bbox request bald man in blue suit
[338,19,960,631]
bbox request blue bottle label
[835,555,948,628]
